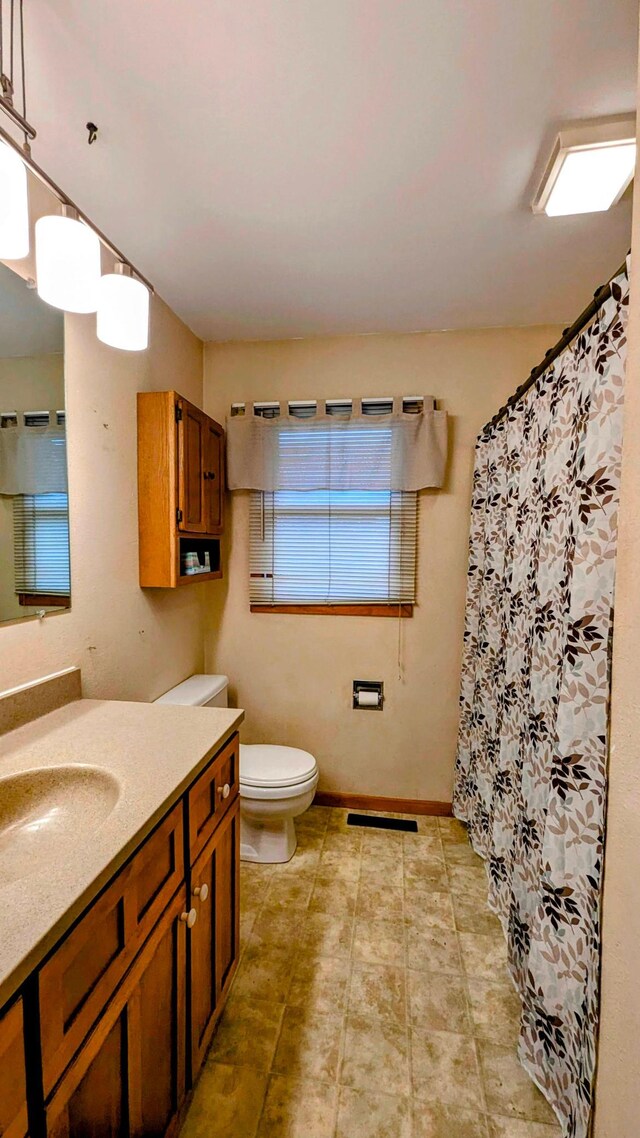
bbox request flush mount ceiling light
[97,263,150,351]
[532,116,636,217]
[0,0,153,344]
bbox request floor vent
[347,812,418,833]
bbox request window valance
[226,398,448,492]
[0,420,68,495]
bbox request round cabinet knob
[194,883,209,902]
[180,907,198,928]
[218,783,230,799]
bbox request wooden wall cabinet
[137,391,225,588]
[1,731,240,1138]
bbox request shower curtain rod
[484,254,629,434]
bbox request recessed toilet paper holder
[353,680,384,710]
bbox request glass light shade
[545,142,636,216]
[0,142,29,259]
[96,273,150,351]
[35,214,101,312]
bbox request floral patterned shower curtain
[454,270,628,1138]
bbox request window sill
[18,594,70,608]
[250,603,413,617]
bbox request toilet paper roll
[356,689,380,708]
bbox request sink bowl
[0,765,120,884]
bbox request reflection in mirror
[0,259,69,623]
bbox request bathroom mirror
[0,259,69,624]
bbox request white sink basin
[0,765,120,883]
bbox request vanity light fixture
[97,262,150,351]
[532,116,636,216]
[35,206,101,313]
[0,0,153,343]
[0,140,29,258]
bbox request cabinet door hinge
[175,403,183,422]
[176,508,183,524]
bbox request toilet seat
[240,771,319,802]
[240,744,317,790]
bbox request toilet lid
[240,744,317,789]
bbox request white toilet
[154,674,319,864]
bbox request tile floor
[180,806,562,1138]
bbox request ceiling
[0,262,63,358]
[21,1,638,341]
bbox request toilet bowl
[154,674,319,863]
[239,744,319,863]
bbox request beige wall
[0,176,207,701]
[0,352,65,411]
[593,33,640,1135]
[203,326,561,802]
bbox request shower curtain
[453,269,628,1138]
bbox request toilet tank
[154,674,229,708]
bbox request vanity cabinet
[190,801,239,1079]
[0,730,240,1138]
[0,997,29,1138]
[187,733,240,1079]
[137,390,225,588]
[188,732,239,860]
[46,889,187,1138]
[39,802,185,1097]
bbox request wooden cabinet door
[40,803,184,1098]
[177,400,207,533]
[0,997,29,1138]
[189,799,240,1081]
[203,418,224,535]
[47,1014,127,1138]
[47,891,187,1138]
[128,897,187,1138]
[213,799,240,1009]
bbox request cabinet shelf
[137,391,225,588]
[178,570,222,586]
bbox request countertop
[0,697,244,1008]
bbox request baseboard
[314,791,452,817]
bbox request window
[13,492,71,604]
[230,395,444,615]
[250,488,417,611]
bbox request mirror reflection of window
[0,259,69,623]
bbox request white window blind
[13,492,71,596]
[250,489,417,605]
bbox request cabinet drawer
[40,801,185,1098]
[0,997,29,1138]
[188,733,239,861]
